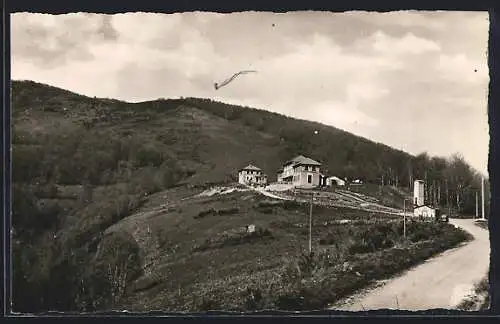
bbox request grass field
[102,185,473,312]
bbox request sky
[11,11,490,175]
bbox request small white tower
[413,180,425,207]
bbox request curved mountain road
[333,218,490,311]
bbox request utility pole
[403,199,407,238]
[475,191,479,219]
[309,191,313,254]
[481,177,486,221]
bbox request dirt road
[333,218,490,311]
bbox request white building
[277,169,284,182]
[238,164,267,186]
[414,205,436,220]
[326,176,346,186]
[412,179,438,220]
[278,155,322,188]
[413,179,425,207]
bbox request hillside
[10,80,484,312]
[12,80,417,186]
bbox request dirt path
[332,218,490,311]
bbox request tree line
[185,97,490,217]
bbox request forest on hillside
[185,97,490,217]
[11,80,490,217]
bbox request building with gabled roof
[283,155,322,167]
[326,176,346,186]
[412,180,440,221]
[238,164,268,186]
[278,154,322,188]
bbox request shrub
[217,207,240,216]
[81,230,143,310]
[198,296,221,311]
[194,207,240,219]
[243,287,264,310]
[135,146,164,167]
[193,228,274,252]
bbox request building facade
[326,176,346,186]
[413,179,425,207]
[412,179,439,220]
[413,205,436,219]
[277,169,284,182]
[278,155,322,188]
[238,164,267,186]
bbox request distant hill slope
[11,80,416,184]
[11,80,485,205]
[10,80,487,312]
[12,80,486,203]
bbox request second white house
[238,164,268,186]
[277,155,322,188]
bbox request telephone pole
[475,191,479,219]
[403,199,408,238]
[481,177,486,221]
[309,191,313,254]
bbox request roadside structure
[238,164,267,186]
[277,155,322,188]
[326,176,346,187]
[413,179,438,220]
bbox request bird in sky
[214,70,257,90]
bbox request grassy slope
[11,80,470,312]
[110,187,470,311]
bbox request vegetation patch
[474,220,488,230]
[271,223,472,311]
[194,207,240,219]
[192,228,274,252]
[457,276,490,311]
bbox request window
[308,175,312,183]
[414,197,418,205]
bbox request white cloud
[371,31,441,56]
[312,100,379,128]
[346,83,390,103]
[436,53,489,85]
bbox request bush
[198,296,221,311]
[135,146,164,167]
[194,207,240,219]
[243,287,264,310]
[193,228,274,252]
[79,230,143,310]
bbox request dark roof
[284,155,321,167]
[239,164,262,172]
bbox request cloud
[310,100,380,128]
[371,31,441,55]
[436,53,489,84]
[11,13,119,68]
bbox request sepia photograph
[10,10,491,313]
